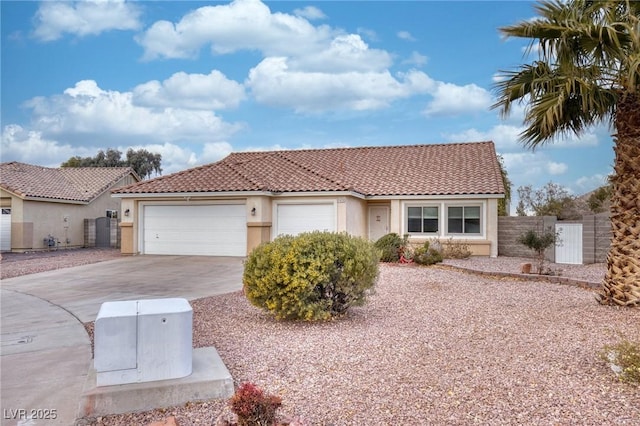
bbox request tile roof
[114,142,505,197]
[0,162,136,203]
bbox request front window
[407,206,439,234]
[447,206,480,234]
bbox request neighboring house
[0,162,139,252]
[113,142,505,257]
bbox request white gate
[555,223,583,264]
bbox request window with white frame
[407,206,439,234]
[447,206,481,234]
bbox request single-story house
[112,141,505,257]
[0,162,139,252]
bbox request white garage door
[276,203,335,237]
[1,208,11,252]
[143,204,246,256]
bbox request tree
[587,184,612,214]
[61,148,162,179]
[497,154,512,216]
[125,148,162,180]
[493,0,640,307]
[516,182,579,219]
[517,227,559,274]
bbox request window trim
[404,203,441,235]
[445,204,483,236]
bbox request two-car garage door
[141,202,336,256]
[143,204,246,256]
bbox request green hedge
[374,233,405,262]
[243,231,380,321]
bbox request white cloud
[132,70,246,110]
[293,6,326,20]
[23,80,243,145]
[423,82,492,116]
[552,132,600,148]
[136,0,333,60]
[443,124,523,149]
[32,0,141,41]
[576,174,609,191]
[1,124,234,174]
[500,152,558,186]
[1,125,82,167]
[491,73,506,83]
[124,142,234,173]
[403,51,428,67]
[289,34,392,72]
[246,58,433,112]
[397,30,416,41]
[547,161,568,175]
[357,27,378,42]
[201,142,234,163]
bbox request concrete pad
[78,347,234,418]
[1,290,91,426]
[1,256,243,425]
[1,256,244,322]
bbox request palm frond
[493,0,638,147]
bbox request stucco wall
[3,175,132,251]
[118,193,501,258]
[345,197,367,238]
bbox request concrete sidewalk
[1,256,244,426]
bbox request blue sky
[1,0,613,210]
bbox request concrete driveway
[0,255,244,426]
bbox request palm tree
[493,0,640,307]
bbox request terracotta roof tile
[114,142,505,197]
[0,162,135,202]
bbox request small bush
[374,233,404,262]
[243,231,380,321]
[600,340,640,385]
[442,237,472,259]
[229,382,282,426]
[517,227,559,274]
[413,240,443,266]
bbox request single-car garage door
[143,204,246,256]
[275,203,336,237]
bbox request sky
[1,0,614,211]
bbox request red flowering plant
[228,382,282,426]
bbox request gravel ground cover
[3,250,636,425]
[0,247,121,279]
[442,256,606,284]
[81,261,637,426]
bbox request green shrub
[517,227,559,274]
[413,240,443,266]
[374,233,404,262]
[600,339,640,385]
[243,231,380,321]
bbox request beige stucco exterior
[117,192,502,257]
[1,174,136,251]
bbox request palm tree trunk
[597,92,640,307]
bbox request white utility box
[94,298,193,386]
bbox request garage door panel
[276,203,335,237]
[143,205,246,256]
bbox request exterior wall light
[251,207,256,216]
[124,209,130,217]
